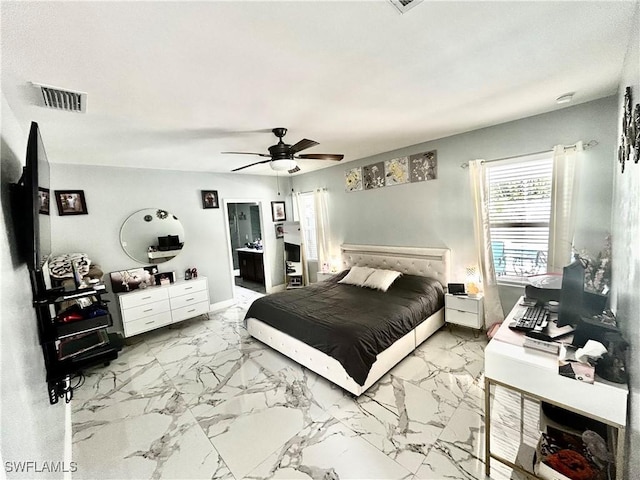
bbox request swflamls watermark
[4,461,78,473]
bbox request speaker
[448,283,466,295]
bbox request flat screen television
[284,242,301,263]
[11,122,52,293]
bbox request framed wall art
[202,190,219,209]
[54,190,88,216]
[38,187,50,215]
[271,201,286,222]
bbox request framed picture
[275,223,284,238]
[38,187,50,215]
[201,190,219,209]
[154,271,176,286]
[54,190,88,216]
[271,201,286,222]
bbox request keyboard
[509,305,549,331]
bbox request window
[486,153,553,284]
[298,192,318,261]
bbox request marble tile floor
[70,287,521,480]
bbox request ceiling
[1,1,636,176]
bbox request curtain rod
[294,187,327,194]
[459,140,598,169]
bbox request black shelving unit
[32,280,123,404]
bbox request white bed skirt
[246,308,445,396]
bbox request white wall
[1,94,67,478]
[293,97,617,312]
[612,3,640,476]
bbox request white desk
[484,298,628,479]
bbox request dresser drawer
[172,301,209,323]
[169,289,209,310]
[122,299,171,322]
[123,311,173,337]
[120,288,169,310]
[445,294,480,314]
[446,308,482,329]
[168,279,207,297]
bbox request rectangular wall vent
[389,0,423,14]
[32,83,87,113]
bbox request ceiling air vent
[389,0,423,14]
[32,82,87,113]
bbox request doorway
[226,202,266,294]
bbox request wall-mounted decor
[633,104,640,163]
[618,87,639,172]
[38,187,50,215]
[271,201,286,222]
[409,150,437,182]
[275,223,284,238]
[201,190,219,209]
[363,162,385,190]
[54,190,88,216]
[345,167,363,192]
[346,150,437,193]
[384,157,409,186]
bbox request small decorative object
[202,190,219,209]
[184,268,192,280]
[271,201,286,221]
[54,190,88,216]
[38,187,50,215]
[144,214,153,222]
[465,265,481,297]
[578,234,611,294]
[109,267,154,293]
[275,223,284,238]
[156,209,169,219]
[191,268,198,278]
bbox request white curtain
[314,188,331,273]
[469,159,504,327]
[293,192,309,286]
[547,142,583,273]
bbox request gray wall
[292,96,617,313]
[612,4,640,476]
[49,164,287,329]
[1,95,66,477]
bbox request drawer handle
[143,308,153,312]
[145,321,155,325]
[141,296,151,300]
[185,297,194,302]
[187,309,195,313]
[184,287,193,290]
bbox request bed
[245,244,450,396]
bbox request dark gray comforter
[244,271,444,386]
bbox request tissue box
[558,345,595,384]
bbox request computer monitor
[557,258,586,327]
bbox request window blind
[487,157,553,282]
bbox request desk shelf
[484,297,628,479]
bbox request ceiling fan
[222,128,344,173]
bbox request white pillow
[362,269,402,292]
[338,266,376,287]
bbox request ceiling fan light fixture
[271,159,297,171]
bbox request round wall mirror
[120,208,185,264]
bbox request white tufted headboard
[341,244,451,286]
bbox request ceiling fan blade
[222,151,271,157]
[296,153,344,161]
[231,159,272,172]
[288,166,301,174]
[289,138,319,154]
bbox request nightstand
[445,293,484,329]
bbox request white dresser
[119,277,210,337]
[444,293,484,329]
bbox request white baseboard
[209,299,235,312]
